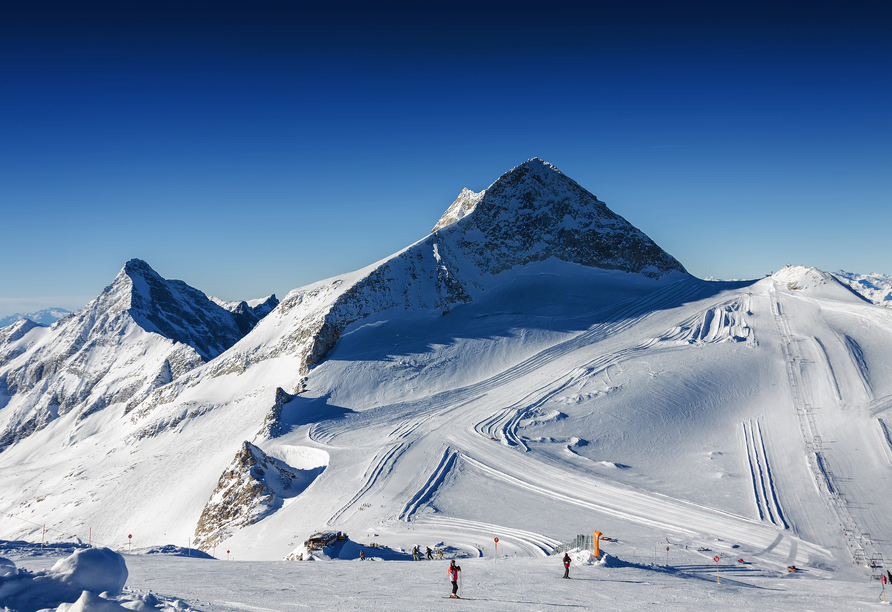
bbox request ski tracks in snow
[769,286,882,571]
[310,277,710,445]
[398,447,458,521]
[316,278,832,566]
[741,419,787,529]
[328,442,410,525]
[411,514,562,556]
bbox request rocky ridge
[0,260,274,452]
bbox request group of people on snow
[411,545,443,560]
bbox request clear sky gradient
[1,1,890,317]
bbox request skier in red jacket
[448,560,462,598]
[562,553,571,578]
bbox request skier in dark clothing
[562,553,571,578]
[426,546,433,560]
[448,560,462,597]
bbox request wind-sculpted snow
[0,546,201,612]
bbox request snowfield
[1,541,886,611]
[2,160,892,611]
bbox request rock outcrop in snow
[431,187,485,232]
[193,441,324,550]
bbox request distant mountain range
[832,270,892,308]
[0,308,71,328]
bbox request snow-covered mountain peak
[768,264,872,304]
[0,318,43,344]
[431,187,485,232]
[770,265,832,289]
[433,157,687,278]
[0,259,279,453]
[111,259,267,360]
[0,308,71,329]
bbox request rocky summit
[432,158,687,278]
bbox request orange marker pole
[594,531,602,558]
[494,537,499,562]
[714,555,720,584]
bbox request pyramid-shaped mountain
[432,158,686,277]
[0,260,277,452]
[192,158,689,394]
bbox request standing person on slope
[562,553,571,579]
[448,560,462,598]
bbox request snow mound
[0,557,16,578]
[0,548,196,612]
[772,265,834,291]
[134,545,214,559]
[50,547,128,595]
[0,547,125,612]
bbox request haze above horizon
[2,1,890,318]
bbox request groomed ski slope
[198,262,891,584]
[3,261,891,609]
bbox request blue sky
[1,1,890,317]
